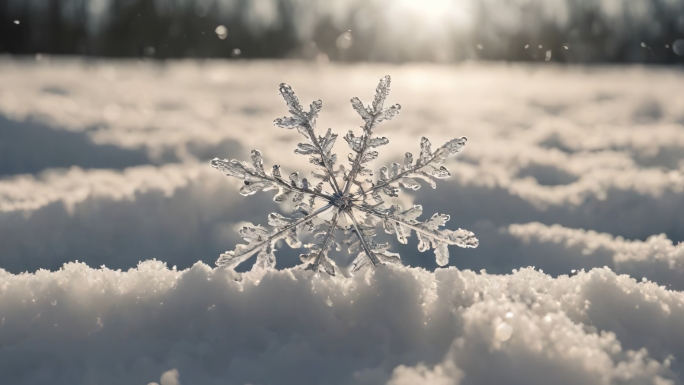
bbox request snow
[0,261,681,384]
[1,59,684,383]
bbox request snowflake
[211,76,478,275]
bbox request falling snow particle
[13,20,20,25]
[215,25,228,40]
[524,44,529,49]
[495,322,513,341]
[545,50,552,61]
[336,31,353,50]
[232,48,241,57]
[673,40,684,56]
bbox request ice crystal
[211,76,478,275]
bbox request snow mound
[0,261,681,384]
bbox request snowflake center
[331,193,353,210]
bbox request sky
[1,59,684,384]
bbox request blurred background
[2,0,684,63]
[2,0,684,278]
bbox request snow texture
[0,261,681,385]
[1,59,684,384]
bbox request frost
[211,76,477,274]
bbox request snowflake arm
[217,204,333,268]
[358,136,468,199]
[301,209,342,275]
[352,203,478,266]
[275,84,342,194]
[211,151,333,204]
[345,209,382,270]
[342,75,401,195]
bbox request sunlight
[386,0,473,33]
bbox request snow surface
[1,59,684,384]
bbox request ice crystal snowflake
[211,76,478,275]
